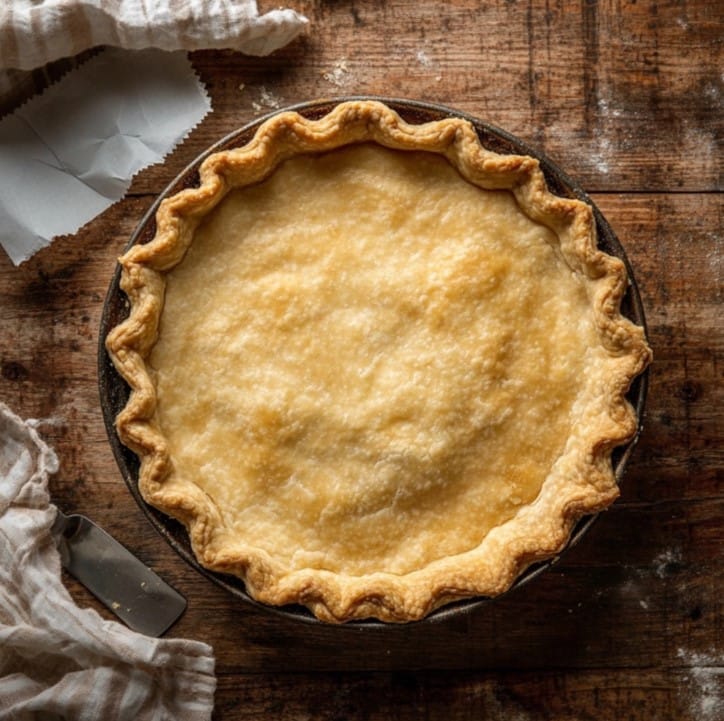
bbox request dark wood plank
[57,494,722,672]
[112,0,723,195]
[211,667,721,721]
[589,193,722,504]
[0,1,721,717]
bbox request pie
[106,100,652,623]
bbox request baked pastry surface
[107,100,652,622]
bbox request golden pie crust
[106,100,652,623]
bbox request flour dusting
[652,548,683,578]
[591,90,639,177]
[597,97,623,119]
[323,59,351,88]
[416,49,433,67]
[250,85,282,112]
[416,50,441,81]
[677,649,724,721]
[678,118,718,183]
[591,135,612,174]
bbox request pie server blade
[51,508,187,637]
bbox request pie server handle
[51,508,187,637]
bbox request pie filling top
[107,101,651,622]
[153,145,595,575]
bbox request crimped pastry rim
[104,99,652,623]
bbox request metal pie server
[51,508,187,637]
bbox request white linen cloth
[0,1,308,71]
[0,402,216,721]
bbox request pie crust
[106,100,652,623]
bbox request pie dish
[105,99,652,623]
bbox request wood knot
[678,380,701,403]
[1,360,29,381]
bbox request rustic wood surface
[0,1,721,719]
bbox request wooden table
[1,1,721,719]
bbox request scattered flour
[416,49,433,68]
[250,85,282,112]
[678,118,719,183]
[652,548,683,579]
[323,59,351,88]
[702,76,722,103]
[592,89,639,177]
[596,549,685,610]
[416,49,441,82]
[590,135,612,175]
[616,576,649,610]
[677,649,724,721]
[597,97,623,120]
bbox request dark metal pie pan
[98,97,650,625]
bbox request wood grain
[211,668,715,721]
[128,0,722,194]
[0,1,721,719]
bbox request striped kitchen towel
[0,1,308,72]
[0,402,216,721]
